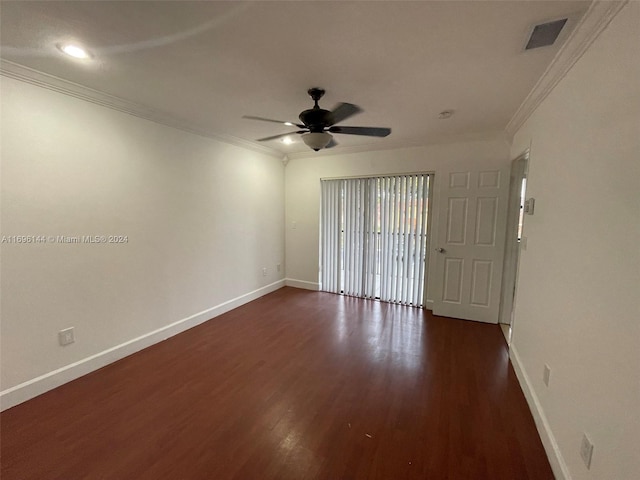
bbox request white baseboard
[285,278,320,291]
[0,279,285,411]
[509,345,570,480]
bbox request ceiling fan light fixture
[57,43,91,60]
[302,132,332,151]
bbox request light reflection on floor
[332,296,426,373]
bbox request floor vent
[525,18,568,50]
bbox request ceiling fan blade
[243,115,305,128]
[325,137,339,149]
[256,130,306,142]
[328,126,391,137]
[328,103,362,125]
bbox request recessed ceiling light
[284,122,294,126]
[282,137,294,145]
[57,43,91,59]
[438,110,454,119]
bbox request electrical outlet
[543,364,551,386]
[580,433,594,469]
[59,327,75,346]
[262,267,267,276]
[292,221,297,230]
[276,263,281,272]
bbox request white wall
[0,77,285,406]
[509,2,640,479]
[284,137,511,302]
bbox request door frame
[498,150,529,328]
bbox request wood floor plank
[1,287,553,479]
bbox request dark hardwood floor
[1,287,553,479]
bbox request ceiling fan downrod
[307,87,325,109]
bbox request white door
[432,168,509,323]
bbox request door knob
[435,247,446,253]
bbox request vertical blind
[320,174,430,307]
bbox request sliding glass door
[320,174,430,307]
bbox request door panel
[432,168,508,323]
[449,171,470,188]
[443,258,464,303]
[470,260,492,306]
[475,197,498,246]
[446,198,468,244]
[479,170,501,188]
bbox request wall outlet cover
[58,327,75,346]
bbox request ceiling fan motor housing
[299,108,332,132]
[299,87,333,132]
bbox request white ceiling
[0,1,591,155]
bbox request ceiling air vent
[525,18,568,50]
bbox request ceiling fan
[243,88,391,151]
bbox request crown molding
[505,0,629,139]
[0,59,283,159]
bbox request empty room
[1,1,638,479]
